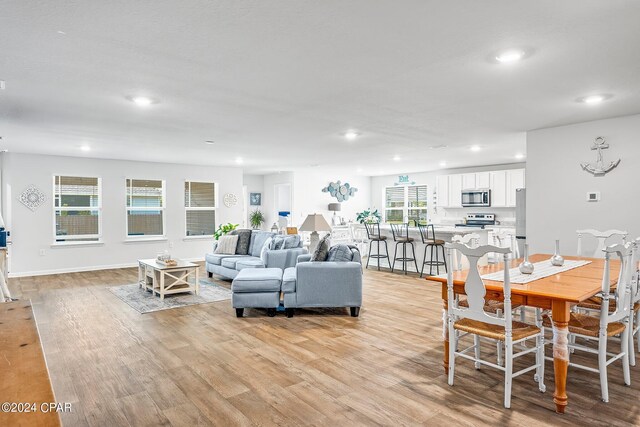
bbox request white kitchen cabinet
[448,174,463,207]
[436,175,449,208]
[462,173,476,190]
[490,171,507,207]
[476,172,490,189]
[506,169,525,207]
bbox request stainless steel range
[455,213,496,229]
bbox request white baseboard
[8,257,206,278]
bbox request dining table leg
[442,285,449,374]
[551,301,571,414]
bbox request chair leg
[411,243,419,274]
[350,307,360,317]
[622,320,631,386]
[402,242,407,274]
[536,332,546,392]
[384,241,391,269]
[391,243,398,273]
[430,244,435,276]
[377,240,381,271]
[497,340,504,366]
[366,241,372,269]
[598,335,609,402]
[235,308,244,318]
[448,318,456,386]
[474,335,481,369]
[630,313,636,367]
[504,340,513,409]
[420,245,427,278]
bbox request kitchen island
[366,224,489,274]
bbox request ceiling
[1,1,639,176]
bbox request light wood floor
[7,265,640,426]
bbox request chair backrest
[601,243,634,324]
[492,229,520,259]
[417,224,436,244]
[576,229,628,258]
[350,224,367,242]
[632,238,640,305]
[451,233,481,271]
[446,243,512,330]
[390,223,409,241]
[364,222,380,239]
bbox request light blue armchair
[281,247,362,317]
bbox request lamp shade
[299,214,331,232]
[328,203,341,212]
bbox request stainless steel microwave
[461,189,491,207]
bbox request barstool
[418,224,447,277]
[364,222,390,270]
[390,223,419,274]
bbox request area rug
[108,279,232,314]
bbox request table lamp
[328,203,341,226]
[299,214,331,253]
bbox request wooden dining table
[428,253,618,414]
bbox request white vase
[551,239,565,266]
[519,244,534,274]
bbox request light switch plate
[586,191,600,202]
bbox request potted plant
[249,209,265,229]
[213,223,239,240]
[356,208,382,224]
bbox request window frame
[184,180,218,238]
[383,184,429,226]
[125,178,167,240]
[52,174,103,243]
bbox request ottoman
[232,268,282,317]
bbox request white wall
[291,171,371,228]
[370,163,525,224]
[527,114,640,255]
[262,172,294,230]
[243,174,264,228]
[3,153,243,276]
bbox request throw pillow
[260,237,273,264]
[311,233,331,261]
[327,244,355,262]
[283,234,301,249]
[214,235,239,255]
[231,229,252,255]
[271,236,285,250]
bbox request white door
[448,174,463,208]
[506,169,525,207]
[476,172,490,189]
[436,175,449,208]
[462,173,476,190]
[490,171,507,207]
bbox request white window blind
[384,185,428,226]
[185,181,216,236]
[126,179,165,237]
[54,176,101,242]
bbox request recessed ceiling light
[57,30,66,35]
[577,94,612,105]
[344,131,360,141]
[235,157,243,164]
[470,145,481,152]
[439,161,447,167]
[80,145,91,152]
[356,167,363,173]
[515,153,525,160]
[495,49,525,63]
[126,96,158,107]
[392,155,401,161]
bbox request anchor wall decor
[580,136,620,176]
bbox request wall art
[19,185,46,211]
[322,180,358,202]
[580,136,620,176]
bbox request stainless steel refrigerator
[515,188,526,256]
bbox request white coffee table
[137,259,199,300]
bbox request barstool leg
[403,242,407,275]
[430,244,435,276]
[411,242,419,273]
[377,240,381,271]
[420,245,428,277]
[384,240,391,269]
[435,243,441,275]
[366,240,372,269]
[391,243,398,273]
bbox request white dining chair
[576,229,628,258]
[543,243,633,402]
[489,229,520,263]
[446,243,546,408]
[451,233,480,271]
[628,238,640,366]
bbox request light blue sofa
[281,248,363,318]
[205,231,307,280]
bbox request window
[384,185,428,226]
[126,179,165,237]
[185,181,217,236]
[54,176,101,242]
